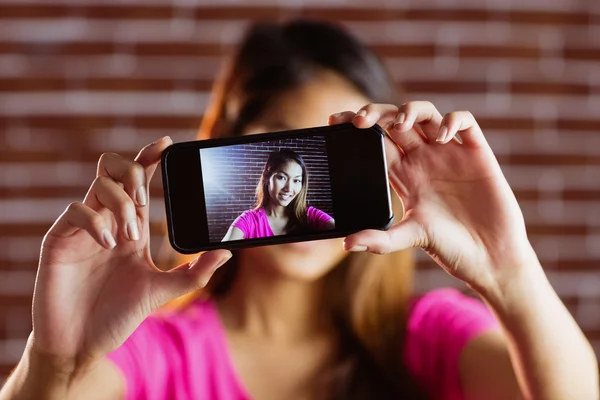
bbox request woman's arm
[461,257,598,400]
[459,330,522,400]
[458,257,598,400]
[222,226,245,241]
[306,207,335,231]
[0,336,124,400]
[333,102,598,400]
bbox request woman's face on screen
[239,70,371,280]
[268,161,303,208]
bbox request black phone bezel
[161,123,394,254]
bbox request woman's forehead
[275,160,302,174]
[244,71,370,134]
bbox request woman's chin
[246,238,346,281]
[280,240,320,252]
[279,237,342,252]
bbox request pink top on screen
[231,206,333,239]
[106,288,499,400]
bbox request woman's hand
[32,137,231,373]
[329,101,538,292]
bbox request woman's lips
[279,193,293,201]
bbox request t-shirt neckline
[258,207,276,237]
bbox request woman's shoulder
[106,298,246,398]
[305,206,332,220]
[403,288,499,398]
[152,296,222,333]
[234,208,263,221]
[406,287,497,331]
[106,297,224,373]
[112,297,223,352]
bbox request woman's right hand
[31,136,232,373]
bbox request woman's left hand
[329,101,538,293]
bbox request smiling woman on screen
[222,148,335,241]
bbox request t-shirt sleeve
[306,206,333,230]
[403,288,500,400]
[230,211,251,238]
[106,314,178,400]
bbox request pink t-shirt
[106,288,499,400]
[231,207,333,239]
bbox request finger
[47,202,116,249]
[352,103,400,130]
[353,103,430,153]
[135,136,173,182]
[395,101,444,143]
[438,110,488,148]
[328,111,356,125]
[84,176,140,241]
[97,153,148,207]
[342,219,426,255]
[151,250,233,308]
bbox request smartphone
[161,123,393,254]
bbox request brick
[0,199,166,223]
[0,4,592,25]
[1,77,595,97]
[0,55,223,79]
[0,236,165,262]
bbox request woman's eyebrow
[281,171,302,178]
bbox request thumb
[134,136,173,183]
[343,219,425,255]
[150,250,232,308]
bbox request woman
[1,19,597,400]
[222,148,335,241]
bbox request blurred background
[0,0,599,384]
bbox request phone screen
[162,123,393,253]
[200,134,336,243]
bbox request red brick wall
[1,0,599,383]
[202,136,334,242]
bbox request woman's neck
[263,202,287,218]
[215,252,333,342]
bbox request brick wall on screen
[1,0,600,384]
[202,136,334,242]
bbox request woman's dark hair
[194,19,427,400]
[199,19,399,139]
[254,149,310,232]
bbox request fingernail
[396,112,406,124]
[189,256,200,269]
[437,126,448,143]
[331,112,342,118]
[153,136,171,145]
[214,254,232,271]
[127,220,140,241]
[102,229,116,249]
[356,109,367,118]
[135,186,147,207]
[348,245,368,252]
